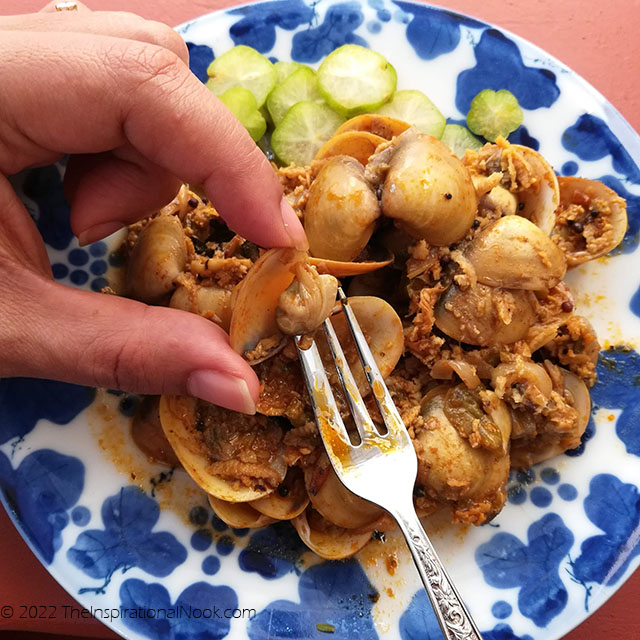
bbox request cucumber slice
[267,67,323,126]
[376,90,445,138]
[274,61,309,84]
[271,101,345,166]
[466,89,523,142]
[206,45,276,108]
[219,87,267,142]
[317,44,397,117]
[441,124,483,158]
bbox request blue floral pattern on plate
[3,1,640,639]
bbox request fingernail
[77,221,125,246]
[280,197,308,251]
[186,370,256,415]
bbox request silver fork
[295,288,483,640]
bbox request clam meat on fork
[296,287,483,640]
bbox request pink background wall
[0,1,638,639]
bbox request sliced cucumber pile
[201,42,527,165]
[274,61,309,84]
[271,101,345,167]
[441,124,483,157]
[466,89,523,142]
[219,87,267,142]
[376,89,445,138]
[317,44,397,117]
[267,66,323,126]
[206,45,276,108]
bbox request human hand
[0,1,308,414]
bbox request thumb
[4,274,258,414]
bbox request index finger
[0,30,307,250]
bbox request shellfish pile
[122,115,627,559]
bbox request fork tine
[295,335,352,459]
[322,317,380,442]
[336,287,407,438]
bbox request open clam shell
[314,131,387,165]
[510,368,591,467]
[304,454,385,530]
[514,145,559,235]
[159,395,286,502]
[416,385,511,523]
[552,176,627,266]
[321,296,404,392]
[334,114,410,139]
[229,248,307,363]
[466,141,559,235]
[308,252,393,277]
[126,214,187,303]
[291,507,374,560]
[132,396,181,467]
[208,495,277,528]
[249,467,309,520]
[434,283,536,346]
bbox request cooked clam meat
[380,130,477,245]
[275,262,338,335]
[552,177,627,266]
[304,155,381,262]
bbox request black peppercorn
[569,220,584,234]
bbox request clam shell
[308,253,393,277]
[229,248,307,361]
[381,133,477,245]
[553,176,627,266]
[208,495,277,528]
[334,114,410,139]
[304,156,381,262]
[466,142,559,235]
[158,395,286,502]
[466,215,566,289]
[321,296,404,392]
[434,284,536,346]
[249,467,309,520]
[514,145,559,235]
[291,508,373,560]
[510,369,591,467]
[126,215,187,303]
[314,131,387,165]
[416,385,510,520]
[304,455,384,530]
[170,284,232,331]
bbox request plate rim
[3,2,640,639]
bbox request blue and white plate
[3,1,640,639]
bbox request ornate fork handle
[392,504,484,640]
